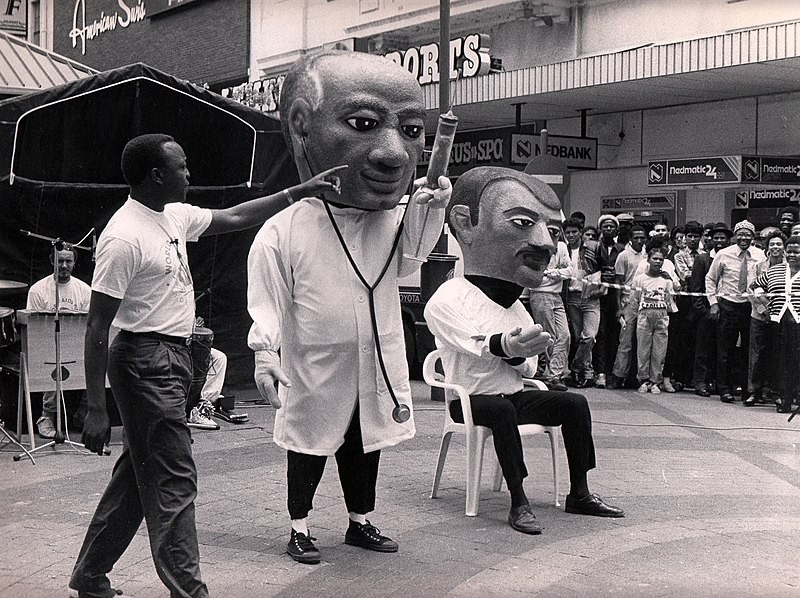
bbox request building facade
[249,0,800,229]
[28,0,250,90]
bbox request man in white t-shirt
[69,133,342,598]
[26,246,91,438]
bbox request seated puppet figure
[424,166,624,534]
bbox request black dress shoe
[743,391,764,407]
[777,400,793,414]
[695,384,710,397]
[720,393,736,403]
[545,378,568,392]
[508,504,542,534]
[345,520,398,552]
[565,493,624,518]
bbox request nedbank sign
[510,134,597,169]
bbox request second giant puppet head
[447,166,564,289]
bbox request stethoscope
[300,137,412,424]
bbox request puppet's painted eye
[401,124,423,138]
[346,117,378,131]
[511,217,536,228]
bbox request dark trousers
[665,298,693,384]
[593,291,619,377]
[748,316,773,394]
[287,404,380,520]
[716,299,751,396]
[449,390,596,490]
[71,333,208,598]
[693,313,717,387]
[775,313,800,403]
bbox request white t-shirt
[26,276,91,313]
[92,198,212,337]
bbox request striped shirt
[753,263,800,324]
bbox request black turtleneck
[464,275,526,365]
[464,275,523,308]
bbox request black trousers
[716,299,750,396]
[287,403,380,520]
[774,313,800,403]
[450,390,596,490]
[593,291,619,377]
[71,333,208,598]
[692,312,717,387]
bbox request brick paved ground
[1,382,798,597]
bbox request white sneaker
[36,415,56,438]
[187,407,219,430]
[650,384,661,395]
[637,382,651,394]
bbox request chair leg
[430,431,453,499]
[547,429,560,507]
[491,453,503,492]
[465,432,488,517]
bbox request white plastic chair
[423,349,560,516]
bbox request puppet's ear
[286,98,312,157]
[449,204,474,245]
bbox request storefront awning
[0,31,96,97]
[427,19,800,129]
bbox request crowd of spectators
[527,206,800,414]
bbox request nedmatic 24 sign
[649,155,800,185]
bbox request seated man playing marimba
[26,245,90,438]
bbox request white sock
[291,518,308,535]
[349,512,367,525]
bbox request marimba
[15,310,117,450]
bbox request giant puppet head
[446,166,564,289]
[280,50,426,211]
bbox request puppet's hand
[411,175,452,208]
[254,350,291,409]
[501,324,552,358]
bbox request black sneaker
[287,529,321,564]
[344,520,398,553]
[68,588,123,598]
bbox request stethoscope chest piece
[392,403,411,423]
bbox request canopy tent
[0,63,299,385]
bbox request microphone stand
[16,236,96,460]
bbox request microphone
[91,232,97,263]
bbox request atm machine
[600,192,679,233]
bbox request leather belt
[120,330,191,346]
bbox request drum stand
[16,240,89,461]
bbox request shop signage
[69,0,147,56]
[148,0,200,17]
[419,127,511,175]
[383,33,491,85]
[648,156,741,185]
[735,188,800,207]
[223,75,285,113]
[650,155,800,186]
[602,194,676,211]
[741,156,800,184]
[510,134,597,170]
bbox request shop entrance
[600,193,678,234]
